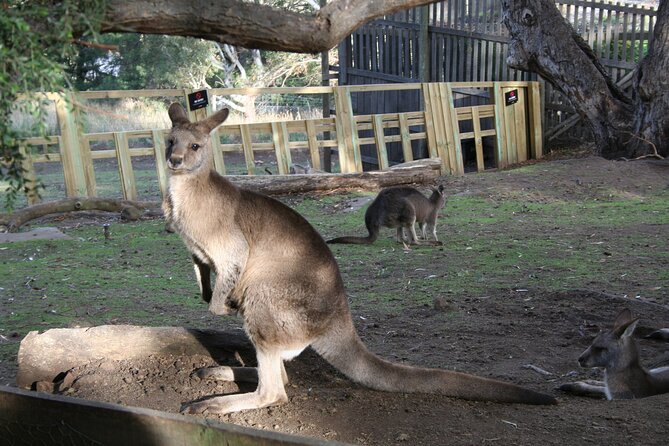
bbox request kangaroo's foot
[180,390,289,415]
[183,348,289,415]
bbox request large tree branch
[101,0,437,53]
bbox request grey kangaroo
[560,309,669,400]
[163,103,556,415]
[327,186,446,246]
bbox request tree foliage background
[1,0,324,210]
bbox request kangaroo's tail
[327,235,375,244]
[327,222,379,245]
[312,317,557,405]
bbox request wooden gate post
[491,83,509,169]
[333,86,361,173]
[54,93,90,197]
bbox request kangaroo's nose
[170,155,183,167]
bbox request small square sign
[505,89,518,106]
[188,90,209,111]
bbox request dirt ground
[7,155,669,445]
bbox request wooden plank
[491,83,509,169]
[113,132,138,201]
[471,107,485,172]
[372,115,389,170]
[55,94,88,197]
[514,87,528,163]
[210,129,227,176]
[504,87,518,165]
[305,120,321,171]
[18,145,40,205]
[528,82,544,159]
[240,124,256,175]
[271,122,292,175]
[152,130,169,198]
[398,113,414,162]
[430,83,452,174]
[0,387,331,446]
[444,83,464,175]
[421,83,439,161]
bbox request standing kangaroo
[163,103,556,415]
[327,186,447,246]
[560,309,669,400]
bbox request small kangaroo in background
[163,103,555,415]
[560,309,669,400]
[327,186,446,246]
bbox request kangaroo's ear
[438,184,445,193]
[168,103,190,127]
[613,309,638,338]
[202,108,230,133]
[613,308,633,329]
[618,318,640,339]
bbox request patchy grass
[1,160,668,379]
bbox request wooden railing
[17,82,542,204]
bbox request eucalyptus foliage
[0,0,104,210]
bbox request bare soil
[9,156,669,445]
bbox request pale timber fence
[17,82,542,205]
[337,0,657,142]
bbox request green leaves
[1,0,105,210]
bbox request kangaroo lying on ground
[163,103,556,414]
[327,186,447,246]
[560,309,669,400]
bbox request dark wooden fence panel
[338,0,657,145]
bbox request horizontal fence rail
[14,82,542,205]
[338,0,657,141]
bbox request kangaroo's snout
[169,155,183,169]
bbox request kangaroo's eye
[191,143,200,151]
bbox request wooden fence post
[18,144,40,205]
[54,93,89,197]
[271,122,292,174]
[444,83,464,175]
[152,129,169,198]
[305,120,322,171]
[113,131,138,201]
[239,124,256,175]
[492,82,509,169]
[372,115,390,170]
[528,81,544,159]
[333,86,361,173]
[398,113,414,163]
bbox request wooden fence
[337,0,657,141]
[17,82,542,204]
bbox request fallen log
[17,325,255,388]
[0,197,162,232]
[1,159,442,232]
[228,158,442,195]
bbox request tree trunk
[502,0,668,159]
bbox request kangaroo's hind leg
[558,380,607,398]
[182,348,289,415]
[194,361,289,385]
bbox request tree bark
[0,198,161,233]
[16,326,255,388]
[502,0,668,159]
[100,0,438,53]
[1,162,440,231]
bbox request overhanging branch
[102,0,438,53]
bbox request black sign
[505,89,518,106]
[188,90,209,111]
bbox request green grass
[1,176,667,371]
